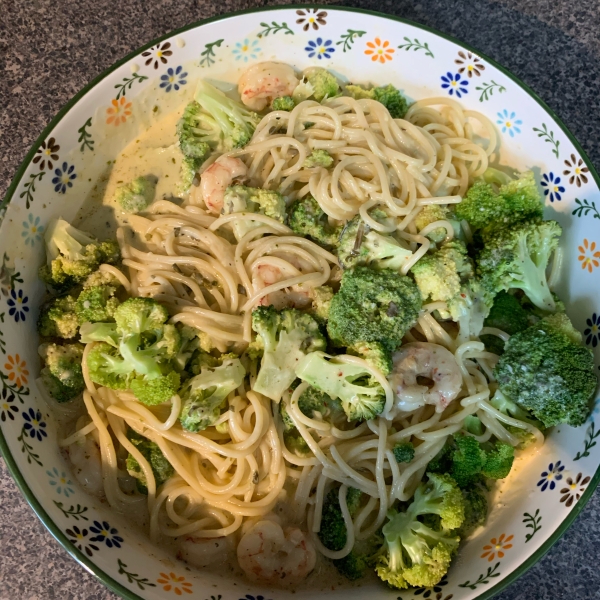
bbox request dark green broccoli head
[345,83,408,118]
[287,195,341,250]
[130,371,181,406]
[327,266,422,351]
[477,219,561,312]
[319,486,363,552]
[347,340,393,376]
[393,442,415,464]
[480,441,515,479]
[457,487,488,538]
[494,315,596,427]
[480,291,530,354]
[126,429,174,494]
[455,171,543,232]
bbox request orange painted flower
[106,97,132,126]
[578,239,600,273]
[4,354,29,388]
[481,533,513,562]
[156,572,193,595]
[365,38,395,63]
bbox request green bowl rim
[1,4,599,599]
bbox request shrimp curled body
[197,156,248,214]
[236,520,316,587]
[390,342,462,413]
[238,62,299,111]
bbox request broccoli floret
[411,240,474,309]
[288,195,342,250]
[490,390,545,448]
[40,219,120,290]
[177,101,214,160]
[130,371,181,406]
[345,83,408,119]
[252,306,326,402]
[86,342,132,389]
[455,171,543,232]
[457,487,488,539]
[126,430,174,494]
[195,80,260,149]
[310,285,334,324]
[414,205,454,244]
[303,149,334,168]
[280,385,341,432]
[295,351,386,422]
[494,314,596,427]
[338,211,413,271]
[319,486,363,551]
[38,295,79,338]
[76,286,120,323]
[477,219,561,312]
[447,278,494,341]
[480,291,530,354]
[393,442,415,464]
[481,441,515,479]
[79,321,120,346]
[179,357,246,431]
[113,297,169,336]
[38,342,85,402]
[450,435,486,488]
[293,67,340,103]
[327,266,422,351]
[375,473,463,589]
[347,341,393,376]
[222,185,286,241]
[178,155,203,193]
[283,429,311,456]
[114,176,156,214]
[271,95,295,111]
[83,270,121,289]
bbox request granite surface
[1,0,600,598]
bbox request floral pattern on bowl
[0,6,599,600]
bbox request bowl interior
[1,6,600,600]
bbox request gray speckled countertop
[1,0,600,598]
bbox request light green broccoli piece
[310,285,334,324]
[114,176,156,214]
[303,149,334,168]
[271,96,295,111]
[293,67,340,103]
[179,357,246,432]
[222,185,286,241]
[414,205,454,244]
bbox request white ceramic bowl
[1,6,599,600]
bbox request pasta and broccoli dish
[35,62,597,590]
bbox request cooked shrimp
[68,437,104,497]
[390,342,462,412]
[197,157,248,214]
[252,262,312,309]
[178,536,230,568]
[237,519,316,587]
[238,62,299,111]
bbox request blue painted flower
[496,109,522,137]
[537,460,565,491]
[541,172,566,202]
[89,520,124,548]
[47,467,75,497]
[305,37,335,60]
[440,72,469,98]
[7,288,29,322]
[52,161,76,194]
[584,313,600,348]
[23,408,47,442]
[21,214,44,247]
[160,65,188,93]
[232,38,261,62]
